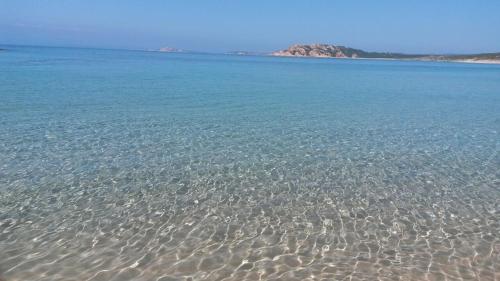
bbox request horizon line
[1,43,499,56]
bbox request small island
[226,51,266,56]
[158,47,185,53]
[272,44,500,64]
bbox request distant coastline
[156,47,186,53]
[271,44,500,64]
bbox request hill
[271,44,500,64]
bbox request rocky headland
[272,44,500,64]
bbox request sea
[0,46,499,281]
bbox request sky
[1,0,500,54]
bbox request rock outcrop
[271,44,500,63]
[272,44,359,58]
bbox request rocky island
[272,44,500,64]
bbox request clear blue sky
[1,0,500,54]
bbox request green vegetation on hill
[272,44,500,62]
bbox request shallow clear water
[0,46,499,281]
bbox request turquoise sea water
[0,46,499,281]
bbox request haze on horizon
[1,0,500,54]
